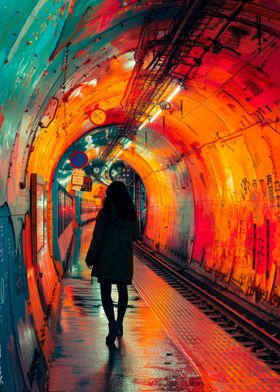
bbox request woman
[86,181,138,344]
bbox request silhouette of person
[86,180,138,344]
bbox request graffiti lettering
[267,175,274,201]
[15,245,24,295]
[240,178,251,200]
[0,277,4,305]
[0,345,3,385]
[259,179,266,198]
[250,174,280,204]
[252,179,258,192]
[266,219,270,279]
[256,235,265,268]
[275,180,280,192]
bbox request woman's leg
[116,282,128,322]
[100,281,115,324]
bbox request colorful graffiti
[0,0,280,388]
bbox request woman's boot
[116,319,123,336]
[106,321,119,344]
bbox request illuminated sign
[71,169,85,187]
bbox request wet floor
[47,224,206,392]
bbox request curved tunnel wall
[0,1,280,389]
[122,134,195,262]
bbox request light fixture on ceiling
[139,119,149,130]
[138,84,182,130]
[159,101,171,110]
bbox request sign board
[70,151,88,168]
[30,173,45,265]
[72,176,84,186]
[81,176,93,192]
[71,169,85,187]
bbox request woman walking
[86,181,138,344]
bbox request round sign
[70,151,88,168]
[90,108,106,125]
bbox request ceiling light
[150,109,162,123]
[139,84,181,129]
[139,118,149,130]
[86,79,98,86]
[166,85,181,102]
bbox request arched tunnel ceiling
[54,122,183,199]
[2,3,280,387]
[0,0,279,205]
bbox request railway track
[134,242,280,375]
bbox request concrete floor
[47,225,206,392]
[47,224,280,391]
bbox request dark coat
[85,209,138,281]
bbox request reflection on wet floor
[47,224,206,391]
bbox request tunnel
[0,0,280,390]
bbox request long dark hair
[103,181,136,222]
